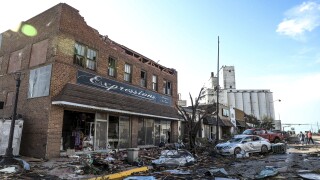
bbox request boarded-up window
[7,50,22,73]
[29,39,48,67]
[6,92,14,106]
[28,64,52,98]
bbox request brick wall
[1,3,179,158]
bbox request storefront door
[95,113,108,150]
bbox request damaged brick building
[0,3,180,159]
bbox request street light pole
[0,72,21,165]
[215,36,220,144]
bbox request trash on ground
[151,149,195,167]
[124,176,156,180]
[236,150,249,158]
[254,166,278,179]
[14,158,30,171]
[271,143,287,154]
[298,173,320,180]
[0,167,16,173]
[163,169,192,175]
[205,167,228,177]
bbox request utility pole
[0,72,21,165]
[215,36,220,144]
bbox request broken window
[118,116,130,148]
[74,42,97,70]
[152,75,158,91]
[124,63,132,82]
[140,70,146,87]
[163,79,172,95]
[138,118,155,146]
[108,57,116,77]
[28,64,52,98]
[29,39,48,67]
[6,92,14,106]
[7,50,22,74]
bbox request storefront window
[145,119,154,145]
[137,118,155,146]
[118,116,130,148]
[138,119,145,145]
[108,116,119,149]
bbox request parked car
[242,128,284,143]
[215,135,271,156]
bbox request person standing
[298,131,305,145]
[307,131,314,144]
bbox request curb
[88,166,149,180]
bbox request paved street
[0,135,320,179]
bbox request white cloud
[276,1,320,38]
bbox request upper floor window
[74,43,97,70]
[163,80,172,95]
[108,57,116,77]
[29,39,48,67]
[152,75,158,91]
[124,63,132,82]
[7,50,22,74]
[28,64,52,98]
[222,108,229,117]
[140,70,147,87]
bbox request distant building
[200,66,276,121]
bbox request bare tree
[176,88,214,153]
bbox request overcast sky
[1,0,320,132]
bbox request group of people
[298,131,314,145]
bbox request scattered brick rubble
[1,138,320,179]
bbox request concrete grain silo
[251,92,260,119]
[227,91,236,108]
[242,92,252,115]
[258,91,267,120]
[235,92,244,111]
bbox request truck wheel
[261,145,268,154]
[274,138,280,143]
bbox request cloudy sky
[1,0,320,132]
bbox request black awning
[52,83,180,119]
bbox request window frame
[108,56,117,77]
[74,42,97,71]
[124,63,132,83]
[140,70,147,88]
[163,79,172,95]
[28,64,52,98]
[152,75,158,91]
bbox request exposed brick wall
[0,3,179,158]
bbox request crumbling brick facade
[0,3,179,159]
